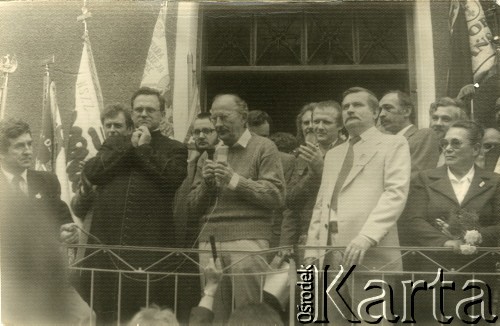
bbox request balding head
[210,94,248,146]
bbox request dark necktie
[330,136,361,211]
[11,174,26,196]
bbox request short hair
[295,102,317,144]
[314,100,343,127]
[196,112,212,120]
[449,120,484,147]
[227,303,283,326]
[212,94,249,117]
[0,118,31,153]
[383,90,414,113]
[343,87,379,113]
[127,305,179,326]
[101,103,134,129]
[269,132,298,154]
[131,87,166,113]
[429,97,468,120]
[248,110,272,127]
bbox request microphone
[215,145,228,164]
[214,145,229,188]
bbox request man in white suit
[304,87,411,323]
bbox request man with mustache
[379,90,439,177]
[280,101,343,247]
[295,102,317,146]
[429,97,468,167]
[305,87,410,323]
[188,93,285,323]
[82,87,187,323]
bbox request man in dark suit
[379,90,440,178]
[82,87,187,323]
[0,118,87,324]
[402,120,500,323]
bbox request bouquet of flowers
[434,209,482,255]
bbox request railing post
[146,273,150,308]
[90,270,95,326]
[117,272,122,326]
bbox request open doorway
[205,70,409,135]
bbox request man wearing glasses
[403,120,500,323]
[188,94,285,323]
[174,112,219,248]
[82,87,187,323]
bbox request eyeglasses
[133,107,160,115]
[439,138,464,150]
[193,128,215,136]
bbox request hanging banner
[141,2,174,137]
[463,0,496,83]
[66,37,105,193]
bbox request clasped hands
[202,160,234,187]
[131,126,151,147]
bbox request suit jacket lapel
[341,136,379,191]
[461,166,493,207]
[403,125,417,140]
[428,166,459,205]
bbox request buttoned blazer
[403,166,500,248]
[403,126,440,178]
[305,128,411,270]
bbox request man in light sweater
[188,94,285,322]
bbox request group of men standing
[1,82,499,324]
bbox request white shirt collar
[397,124,413,136]
[447,165,475,183]
[355,126,378,142]
[234,129,252,148]
[1,166,27,183]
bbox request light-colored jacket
[305,127,410,270]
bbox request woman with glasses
[401,120,500,324]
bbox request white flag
[66,37,104,195]
[141,2,173,137]
[49,81,73,212]
[141,2,170,94]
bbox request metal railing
[67,244,500,325]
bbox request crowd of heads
[2,83,500,326]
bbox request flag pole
[44,56,55,167]
[0,55,18,120]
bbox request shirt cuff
[228,173,240,190]
[360,234,377,246]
